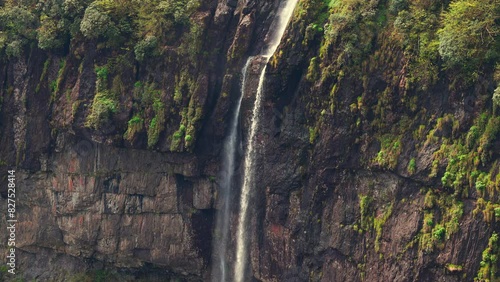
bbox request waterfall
[234,1,299,281]
[212,59,252,282]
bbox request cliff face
[0,1,279,280]
[245,1,500,280]
[1,0,500,281]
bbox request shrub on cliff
[0,5,37,57]
[477,233,500,281]
[37,17,65,50]
[135,0,200,42]
[36,0,90,51]
[80,3,112,39]
[321,0,378,63]
[85,90,118,130]
[134,35,158,61]
[438,0,500,73]
[86,65,118,130]
[124,114,144,141]
[0,0,202,58]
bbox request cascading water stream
[234,1,299,281]
[212,59,252,282]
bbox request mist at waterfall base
[211,0,299,281]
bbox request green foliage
[77,1,133,47]
[445,200,464,236]
[169,68,204,151]
[394,7,440,90]
[375,5,387,27]
[438,144,470,197]
[478,116,500,164]
[93,64,108,96]
[306,57,320,81]
[0,5,37,57]
[134,81,143,88]
[37,17,64,50]
[296,0,330,47]
[86,64,117,129]
[134,35,158,61]
[477,233,500,281]
[95,66,109,81]
[374,203,393,252]
[64,0,91,17]
[424,212,434,230]
[0,0,203,59]
[321,0,379,65]
[147,91,165,148]
[147,117,159,147]
[36,0,88,51]
[356,192,394,252]
[128,115,142,125]
[131,81,165,148]
[478,200,500,222]
[170,123,186,151]
[446,264,463,272]
[124,114,143,141]
[183,97,203,149]
[493,86,500,111]
[181,22,204,62]
[0,265,8,274]
[135,0,200,41]
[476,179,487,192]
[4,39,24,58]
[50,59,67,101]
[388,0,408,15]
[36,59,51,93]
[309,126,318,144]
[359,194,372,231]
[85,90,117,129]
[438,0,500,74]
[407,158,416,174]
[149,110,165,148]
[428,113,500,199]
[374,134,402,170]
[420,191,464,253]
[173,69,197,106]
[466,125,480,149]
[80,3,112,39]
[424,190,435,209]
[173,130,183,139]
[433,225,446,241]
[50,80,58,93]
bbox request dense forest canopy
[1,0,498,74]
[0,0,200,60]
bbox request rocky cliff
[1,0,500,281]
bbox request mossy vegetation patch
[373,134,402,170]
[419,190,464,253]
[476,233,500,281]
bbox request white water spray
[234,1,299,281]
[212,59,252,282]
